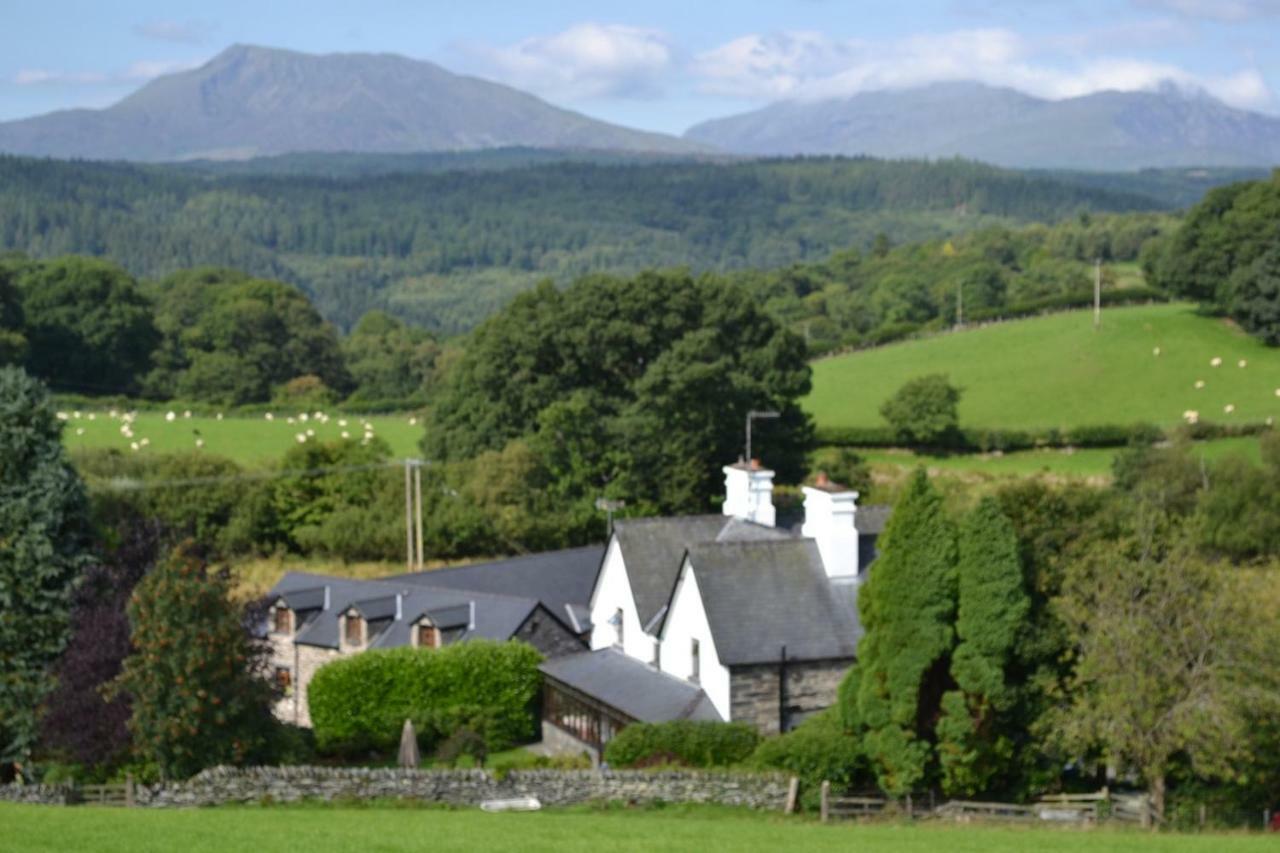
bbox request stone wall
[0,783,77,805]
[4,767,789,810]
[729,658,850,735]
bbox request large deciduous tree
[843,468,958,795]
[936,498,1029,796]
[1052,520,1280,821]
[0,367,90,779]
[112,542,275,780]
[880,374,962,448]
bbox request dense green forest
[0,154,1180,332]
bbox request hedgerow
[603,721,760,768]
[307,641,543,756]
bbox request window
[652,640,661,670]
[344,614,364,647]
[690,638,700,683]
[272,607,292,635]
[417,624,440,649]
[614,608,625,647]
[274,667,293,696]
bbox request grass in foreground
[60,410,424,466]
[2,802,1272,853]
[806,304,1280,432]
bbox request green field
[855,436,1263,481]
[806,304,1280,432]
[60,409,424,465]
[1,803,1271,853]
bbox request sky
[2,0,1278,134]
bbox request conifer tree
[849,468,958,795]
[0,366,89,779]
[936,497,1029,796]
[113,543,274,779]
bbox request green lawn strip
[855,436,1262,480]
[60,410,424,466]
[1,803,1271,853]
[806,304,1280,432]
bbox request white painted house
[539,460,888,756]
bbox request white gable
[588,536,655,660]
[660,557,731,721]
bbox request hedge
[749,708,866,810]
[816,421,1167,451]
[307,640,543,756]
[603,721,761,768]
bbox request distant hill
[0,44,703,161]
[805,304,1280,433]
[685,81,1280,171]
[0,154,1171,333]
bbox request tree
[18,257,159,393]
[844,468,958,795]
[112,542,275,779]
[342,311,440,403]
[936,498,1029,796]
[1228,244,1280,345]
[880,374,962,447]
[0,367,90,779]
[1052,521,1280,821]
[0,262,26,365]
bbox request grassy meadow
[2,803,1273,853]
[806,304,1280,432]
[59,408,425,465]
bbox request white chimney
[802,473,860,581]
[722,460,776,527]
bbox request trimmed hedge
[749,708,866,810]
[816,421,1170,452]
[603,721,761,769]
[307,641,543,757]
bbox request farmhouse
[264,460,885,752]
[541,461,886,758]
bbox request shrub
[603,721,761,769]
[879,374,962,448]
[750,709,866,810]
[307,641,543,757]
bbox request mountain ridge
[684,81,1280,170]
[0,44,704,161]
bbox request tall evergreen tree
[847,468,958,795]
[0,366,90,779]
[113,542,274,779]
[936,497,1029,796]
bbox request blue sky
[3,0,1278,133]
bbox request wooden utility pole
[414,462,424,569]
[1094,258,1102,330]
[404,459,414,571]
[956,281,964,328]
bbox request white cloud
[12,59,199,87]
[462,23,673,101]
[133,20,215,44]
[1134,0,1280,21]
[691,28,1273,110]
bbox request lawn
[853,435,1263,482]
[1,803,1272,853]
[806,304,1280,432]
[59,409,424,466]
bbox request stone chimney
[722,459,776,527]
[802,472,860,581]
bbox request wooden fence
[73,777,135,807]
[818,783,1161,827]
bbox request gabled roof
[540,648,722,723]
[386,544,604,631]
[612,516,728,628]
[680,539,862,666]
[280,586,327,611]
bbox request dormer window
[272,606,293,636]
[344,613,365,648]
[417,623,440,649]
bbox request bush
[603,721,761,769]
[308,641,543,757]
[750,709,866,810]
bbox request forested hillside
[0,155,1173,333]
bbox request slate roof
[612,516,728,627]
[540,648,722,723]
[386,545,604,633]
[680,539,862,666]
[270,571,548,651]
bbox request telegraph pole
[404,459,414,571]
[414,462,424,569]
[956,281,964,328]
[1094,258,1102,331]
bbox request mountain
[684,81,1280,170]
[0,44,703,161]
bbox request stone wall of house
[729,658,850,735]
[1,767,789,809]
[515,608,587,660]
[276,643,344,728]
